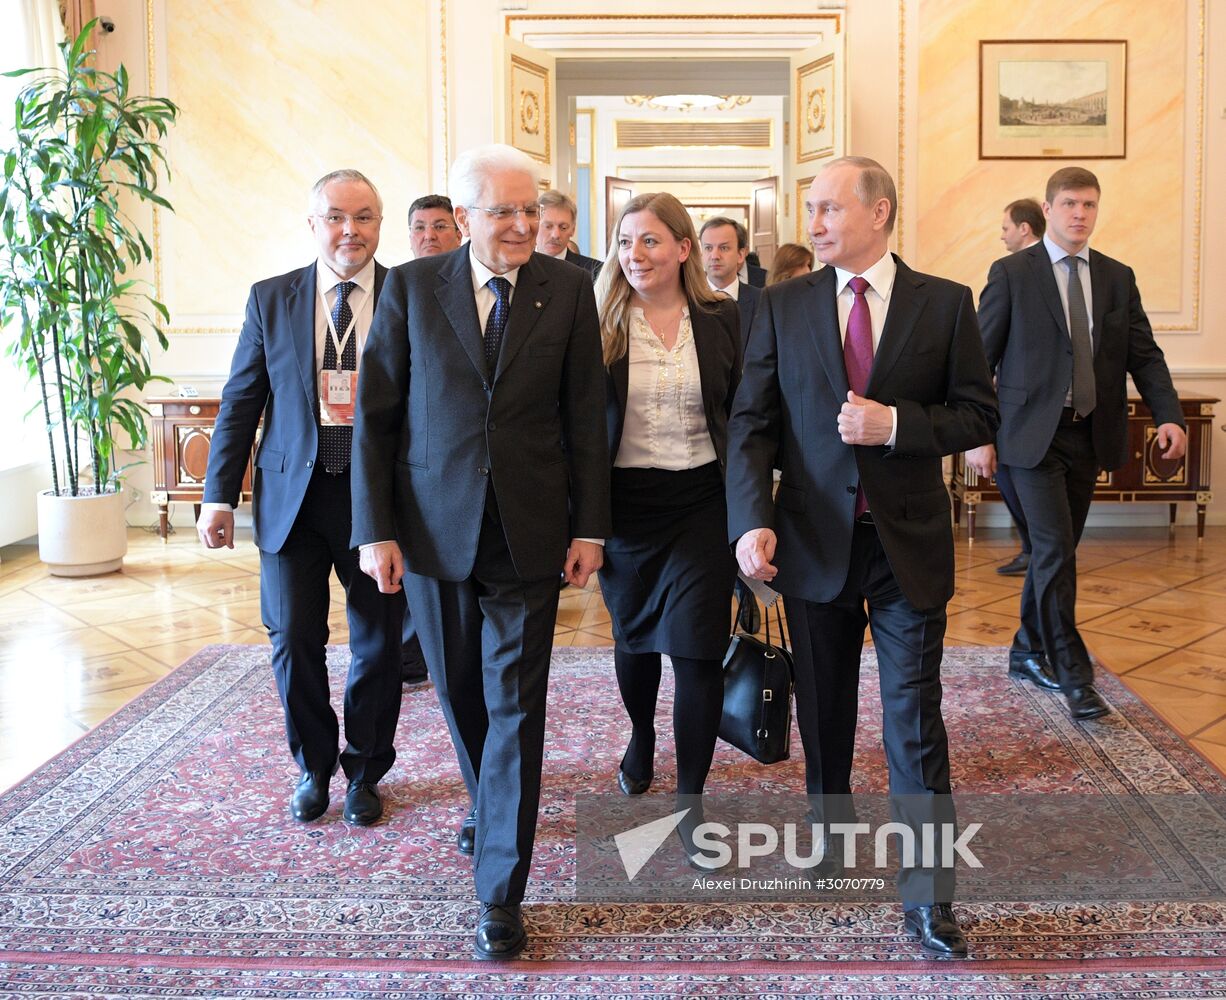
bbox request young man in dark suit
[727,156,998,958]
[967,167,1185,720]
[352,145,610,960]
[197,170,404,828]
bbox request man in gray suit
[536,189,602,279]
[351,144,610,960]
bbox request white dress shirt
[1042,233,1094,408]
[709,277,740,301]
[615,307,717,470]
[204,257,376,513]
[833,249,899,448]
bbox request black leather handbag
[719,595,795,764]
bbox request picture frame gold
[979,39,1127,160]
[795,55,836,164]
[509,53,551,165]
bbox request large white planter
[36,487,127,576]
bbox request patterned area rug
[2,644,1225,997]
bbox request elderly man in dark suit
[196,169,404,828]
[351,144,610,960]
[967,166,1185,721]
[727,156,998,958]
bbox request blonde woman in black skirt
[594,192,741,868]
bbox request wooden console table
[951,396,1216,541]
[147,393,256,540]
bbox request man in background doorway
[700,216,761,353]
[536,189,602,280]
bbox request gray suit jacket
[978,243,1183,471]
[350,247,611,582]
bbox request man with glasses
[197,169,404,828]
[408,194,463,258]
[353,144,609,960]
[536,189,602,280]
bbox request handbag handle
[736,591,790,655]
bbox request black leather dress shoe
[1066,684,1110,721]
[904,903,968,958]
[474,902,526,960]
[1008,653,1061,690]
[457,807,477,856]
[291,771,330,822]
[996,551,1030,576]
[401,658,429,685]
[343,780,382,826]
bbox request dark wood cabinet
[147,394,256,540]
[951,396,1217,540]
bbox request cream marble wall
[160,0,431,326]
[915,0,1187,316]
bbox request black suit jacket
[350,246,612,582]
[726,257,998,609]
[746,263,767,288]
[606,298,741,472]
[978,242,1183,471]
[563,249,603,282]
[735,282,762,354]
[204,261,387,553]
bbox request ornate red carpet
[1,643,1224,997]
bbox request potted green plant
[0,21,177,575]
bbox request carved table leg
[1198,504,1207,542]
[158,503,169,542]
[967,502,977,543]
[1169,503,1177,536]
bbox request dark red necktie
[844,276,873,518]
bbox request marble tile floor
[2,524,1226,791]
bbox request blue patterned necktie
[319,280,356,473]
[484,276,511,373]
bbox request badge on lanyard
[318,281,360,426]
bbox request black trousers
[259,467,405,782]
[992,463,1031,556]
[1000,415,1099,690]
[785,520,954,908]
[404,491,561,905]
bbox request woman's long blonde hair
[594,192,721,366]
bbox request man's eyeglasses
[316,213,381,227]
[411,222,458,234]
[468,205,540,222]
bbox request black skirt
[598,462,737,660]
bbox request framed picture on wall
[979,40,1127,159]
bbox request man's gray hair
[308,169,383,213]
[448,144,541,209]
[538,189,577,219]
[823,156,897,234]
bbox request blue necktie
[485,276,511,373]
[319,280,356,473]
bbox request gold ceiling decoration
[625,95,752,113]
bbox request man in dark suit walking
[727,156,998,958]
[536,189,602,279]
[197,169,404,828]
[700,216,762,352]
[351,144,610,960]
[966,167,1185,720]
